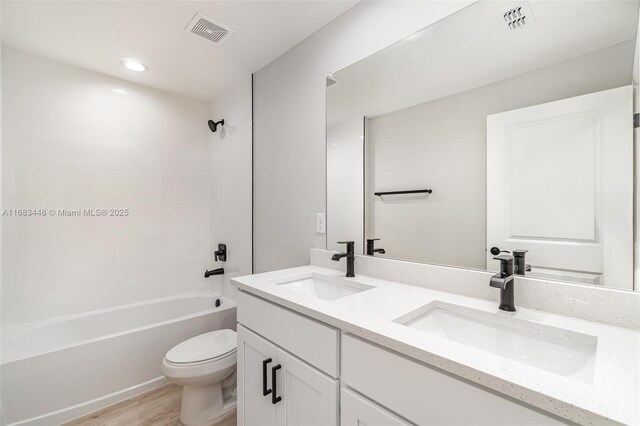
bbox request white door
[341,387,414,426]
[275,347,338,426]
[238,325,277,426]
[487,86,633,289]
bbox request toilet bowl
[162,329,237,425]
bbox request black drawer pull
[271,364,282,404]
[262,358,272,396]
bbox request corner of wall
[208,77,253,300]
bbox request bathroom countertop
[232,265,640,426]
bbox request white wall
[2,49,219,326]
[253,1,474,272]
[634,3,640,292]
[209,78,253,300]
[368,41,635,270]
[0,3,5,421]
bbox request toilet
[162,329,237,425]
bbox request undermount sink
[395,302,597,383]
[273,273,373,301]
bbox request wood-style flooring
[63,384,236,426]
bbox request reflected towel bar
[375,189,432,196]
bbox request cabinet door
[238,325,277,426]
[341,388,414,426]
[274,347,338,426]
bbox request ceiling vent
[498,2,536,32]
[185,12,235,46]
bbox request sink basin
[395,302,597,383]
[273,273,373,301]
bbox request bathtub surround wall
[1,48,221,327]
[253,0,474,272]
[311,249,640,330]
[209,77,253,300]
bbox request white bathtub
[0,292,236,426]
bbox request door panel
[238,325,277,426]
[487,85,633,289]
[275,347,338,426]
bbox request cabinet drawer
[341,387,414,426]
[238,290,339,377]
[342,334,568,425]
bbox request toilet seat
[166,330,237,365]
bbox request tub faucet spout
[204,268,224,278]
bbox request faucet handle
[214,243,227,262]
[337,241,355,254]
[366,238,380,243]
[493,254,513,262]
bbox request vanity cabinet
[237,291,339,426]
[237,290,569,426]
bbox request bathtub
[0,292,236,426]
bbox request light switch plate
[316,213,326,234]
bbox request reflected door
[487,86,633,289]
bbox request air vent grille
[185,13,235,46]
[498,3,536,32]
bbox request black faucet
[214,244,227,262]
[331,241,355,277]
[366,238,385,256]
[513,249,531,276]
[204,268,224,278]
[490,254,516,312]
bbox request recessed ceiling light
[120,59,148,72]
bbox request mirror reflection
[326,0,640,290]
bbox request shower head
[208,119,225,133]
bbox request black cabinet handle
[271,364,282,404]
[262,358,272,396]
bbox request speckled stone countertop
[233,265,640,426]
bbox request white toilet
[162,329,237,425]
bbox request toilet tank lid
[166,329,237,364]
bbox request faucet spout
[331,253,347,261]
[490,272,513,290]
[204,267,224,278]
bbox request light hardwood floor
[63,384,236,426]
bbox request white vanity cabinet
[237,291,339,426]
[237,289,570,426]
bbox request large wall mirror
[326,0,640,291]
